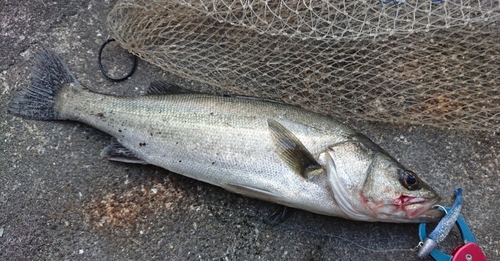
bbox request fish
[8,49,443,223]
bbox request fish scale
[8,49,443,223]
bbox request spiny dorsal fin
[267,119,321,179]
[222,94,287,105]
[146,81,201,95]
[100,138,148,164]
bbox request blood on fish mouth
[394,195,444,219]
[391,195,433,218]
[394,195,426,206]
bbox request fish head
[324,137,443,223]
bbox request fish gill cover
[107,0,500,132]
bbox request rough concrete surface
[1,1,498,260]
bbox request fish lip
[405,196,444,220]
[401,196,426,206]
[420,206,446,220]
[390,195,443,220]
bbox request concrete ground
[1,1,498,260]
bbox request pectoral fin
[267,119,321,178]
[101,138,148,164]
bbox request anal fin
[224,183,283,203]
[100,138,148,164]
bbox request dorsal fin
[267,119,322,179]
[222,94,287,105]
[146,81,201,95]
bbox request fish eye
[400,170,419,190]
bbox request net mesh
[107,0,500,132]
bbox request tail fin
[8,49,78,120]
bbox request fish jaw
[363,193,444,223]
[393,195,442,219]
[357,179,443,223]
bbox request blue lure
[418,188,462,258]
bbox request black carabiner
[98,39,137,82]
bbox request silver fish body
[8,50,442,222]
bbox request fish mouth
[400,195,444,221]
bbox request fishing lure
[418,188,488,261]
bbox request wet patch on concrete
[85,174,189,228]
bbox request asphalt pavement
[1,1,498,260]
